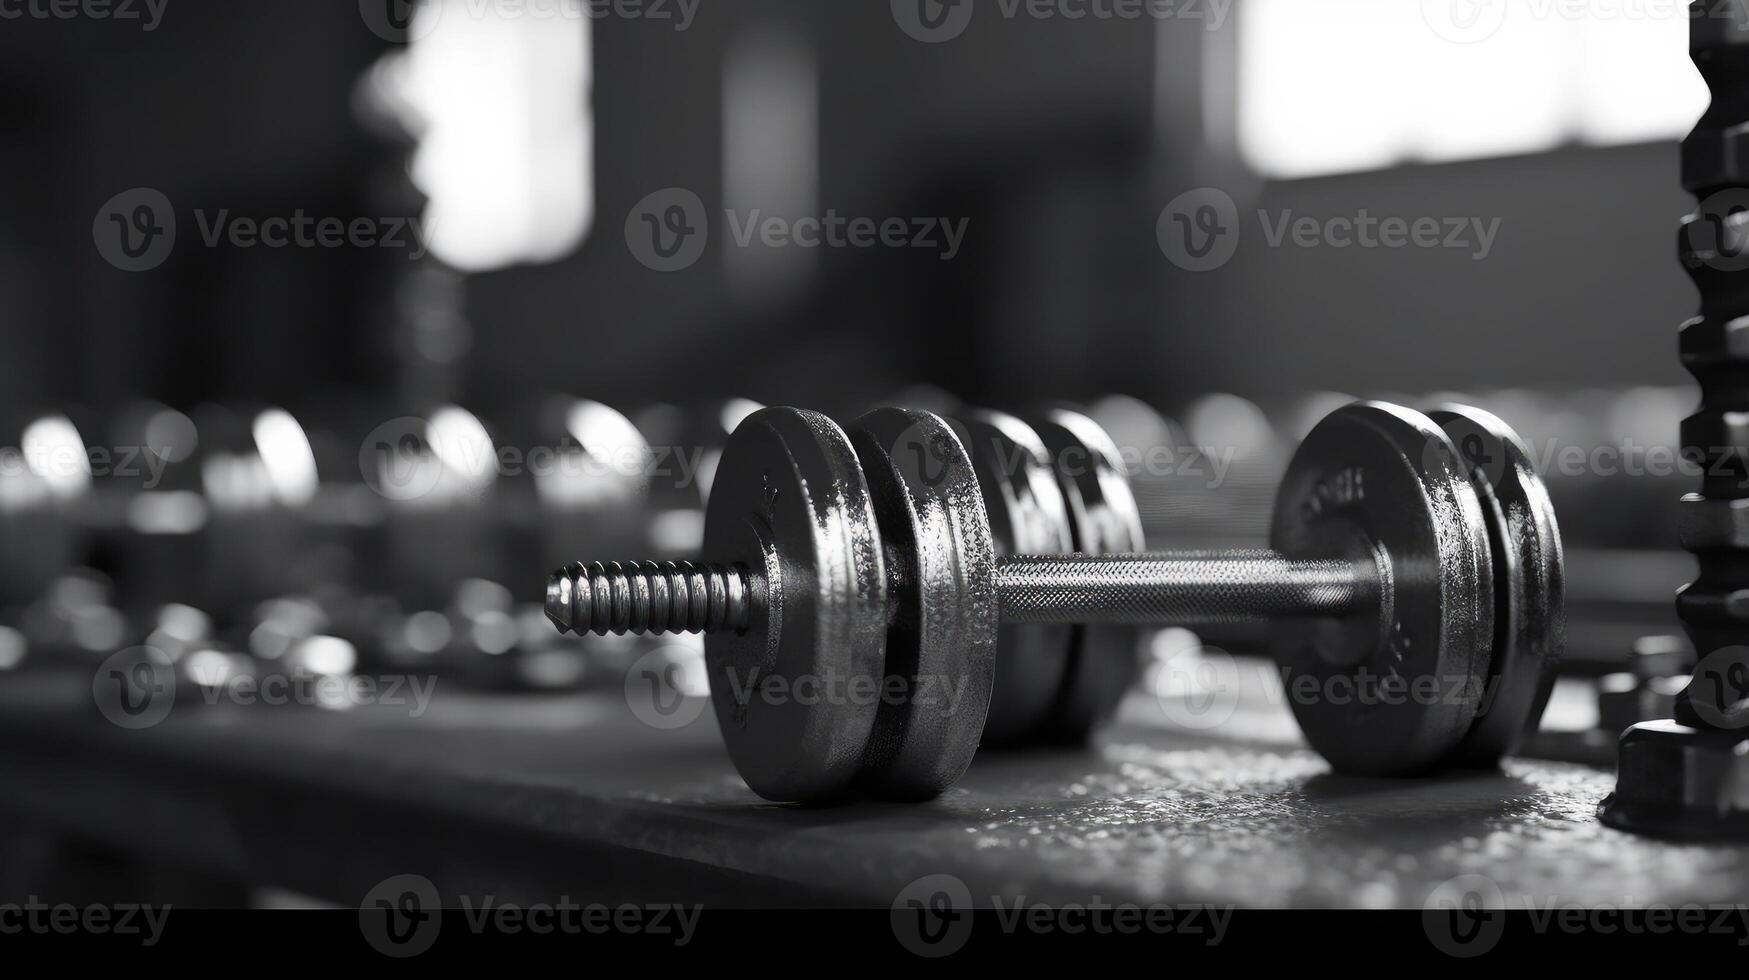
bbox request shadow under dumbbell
[1299,769,1536,799]
[1296,771,1548,831]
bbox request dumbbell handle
[546,551,1375,637]
[996,552,1369,625]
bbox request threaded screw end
[545,560,753,636]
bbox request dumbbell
[544,401,1565,805]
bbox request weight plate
[957,410,1077,747]
[703,407,888,804]
[1030,408,1147,744]
[1270,402,1493,776]
[850,409,999,801]
[1429,404,1565,767]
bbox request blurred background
[0,0,1721,903]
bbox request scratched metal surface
[0,672,1746,909]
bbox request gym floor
[3,671,1741,910]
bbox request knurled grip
[995,552,1368,625]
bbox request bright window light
[1238,0,1708,179]
[402,0,594,271]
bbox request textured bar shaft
[547,552,1366,637]
[996,552,1366,625]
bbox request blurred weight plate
[957,410,1075,747]
[1030,408,1147,745]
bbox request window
[1237,0,1709,179]
[401,0,594,271]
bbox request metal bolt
[545,560,752,636]
[546,550,1374,636]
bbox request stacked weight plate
[1603,14,1749,838]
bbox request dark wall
[6,4,1696,427]
[1169,142,1693,405]
[3,5,388,418]
[467,0,1163,414]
